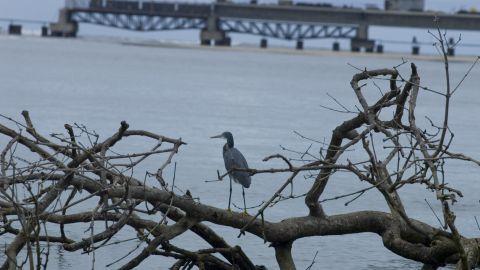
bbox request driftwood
[1,32,480,270]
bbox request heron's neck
[226,137,234,148]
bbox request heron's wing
[223,147,251,188]
[223,147,249,170]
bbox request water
[1,35,480,269]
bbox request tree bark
[275,242,296,270]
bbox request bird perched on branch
[211,131,251,213]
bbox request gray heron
[210,131,251,213]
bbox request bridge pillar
[200,16,229,46]
[215,36,231,46]
[412,46,420,55]
[201,39,211,46]
[412,37,420,55]
[200,29,228,46]
[260,38,268,48]
[296,40,304,50]
[332,42,340,51]
[351,24,374,52]
[447,47,455,56]
[351,38,374,52]
[50,8,78,37]
[41,26,49,37]
[356,24,368,40]
[376,44,384,53]
[447,38,455,56]
[8,24,22,35]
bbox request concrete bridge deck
[213,4,480,30]
[68,2,480,30]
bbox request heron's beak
[210,134,223,139]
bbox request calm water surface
[1,35,480,269]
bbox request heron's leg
[228,176,232,212]
[242,186,247,214]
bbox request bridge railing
[66,0,214,10]
[66,0,90,8]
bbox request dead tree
[1,33,480,270]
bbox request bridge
[51,0,480,51]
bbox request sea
[0,32,480,269]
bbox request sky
[1,0,480,22]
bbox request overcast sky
[1,0,480,22]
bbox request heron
[210,131,251,213]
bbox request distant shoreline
[120,38,479,63]
[1,33,477,63]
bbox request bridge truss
[219,19,358,40]
[69,9,359,40]
[71,12,206,31]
